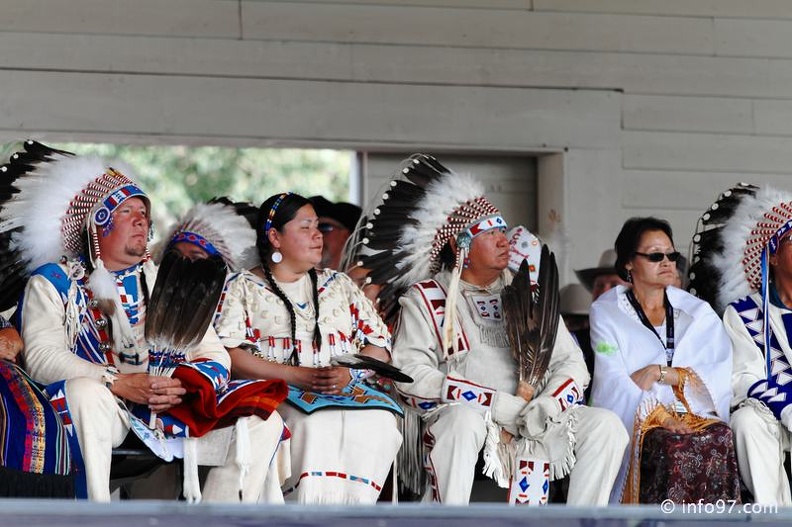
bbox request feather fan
[330,353,414,383]
[145,249,226,378]
[501,246,560,388]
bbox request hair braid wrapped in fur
[308,268,322,352]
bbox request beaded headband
[430,201,504,273]
[264,192,292,234]
[743,200,792,290]
[171,231,221,258]
[155,201,259,271]
[62,167,150,257]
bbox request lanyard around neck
[626,289,675,361]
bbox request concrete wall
[3,1,792,279]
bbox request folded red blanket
[167,363,287,437]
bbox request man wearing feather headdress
[2,142,286,502]
[695,184,792,505]
[352,154,628,505]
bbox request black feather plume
[330,353,413,383]
[0,141,75,311]
[172,256,226,349]
[687,182,759,313]
[145,250,227,376]
[501,247,560,387]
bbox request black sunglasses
[634,251,681,263]
[318,223,335,233]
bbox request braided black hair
[262,263,300,365]
[256,193,323,365]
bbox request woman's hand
[0,327,23,362]
[630,364,662,391]
[286,365,352,395]
[661,416,694,434]
[662,366,681,387]
[311,366,353,395]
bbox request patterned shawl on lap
[0,360,73,497]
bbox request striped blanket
[0,360,73,497]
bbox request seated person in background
[309,195,361,271]
[575,249,629,302]
[590,217,738,504]
[345,264,382,306]
[157,198,260,271]
[214,192,402,504]
[560,284,592,336]
[0,317,74,497]
[360,154,627,505]
[559,283,593,401]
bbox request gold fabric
[622,368,720,503]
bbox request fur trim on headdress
[154,201,258,272]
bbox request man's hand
[518,396,560,438]
[149,376,187,412]
[0,327,23,362]
[516,381,535,403]
[111,373,186,412]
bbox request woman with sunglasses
[589,217,739,504]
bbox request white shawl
[589,285,733,502]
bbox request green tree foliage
[54,143,353,214]
[1,140,353,242]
